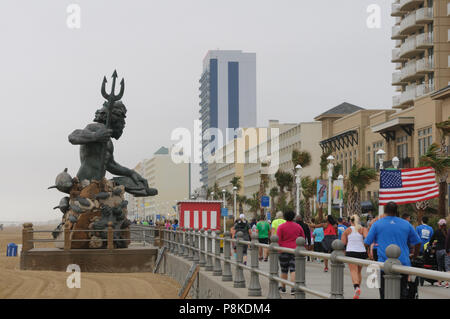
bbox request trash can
[6,243,18,257]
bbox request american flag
[379,167,439,205]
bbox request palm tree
[300,176,315,220]
[269,186,279,212]
[345,163,377,216]
[245,193,260,217]
[230,176,242,192]
[419,143,450,218]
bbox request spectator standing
[271,211,286,236]
[416,216,434,254]
[364,202,421,299]
[256,216,271,261]
[430,219,449,288]
[276,211,305,295]
[172,219,179,231]
[341,215,369,299]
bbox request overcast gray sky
[0,0,395,222]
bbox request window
[418,127,433,156]
[396,136,408,159]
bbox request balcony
[393,95,401,107]
[377,157,414,169]
[416,32,433,48]
[392,2,405,17]
[392,72,406,86]
[392,25,407,40]
[399,35,424,59]
[416,7,433,23]
[416,57,434,73]
[399,85,417,106]
[416,83,433,97]
[392,48,407,63]
[399,0,424,12]
[399,12,422,35]
[400,61,421,82]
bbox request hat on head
[239,214,245,220]
[438,219,447,226]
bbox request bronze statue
[49,71,157,249]
[68,71,156,197]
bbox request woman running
[341,214,369,299]
[309,215,338,272]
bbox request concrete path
[231,255,450,299]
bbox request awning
[371,117,414,141]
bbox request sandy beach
[0,225,180,299]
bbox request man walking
[256,216,271,261]
[416,216,434,254]
[364,201,421,299]
[277,211,305,295]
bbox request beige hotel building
[207,121,322,203]
[315,0,450,206]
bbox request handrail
[135,225,450,299]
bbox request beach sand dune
[0,225,180,299]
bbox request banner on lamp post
[317,180,328,204]
[333,179,344,205]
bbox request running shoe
[324,267,328,272]
[353,287,361,299]
[445,282,449,289]
[437,281,443,287]
[279,286,286,293]
[291,288,296,296]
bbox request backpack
[234,221,250,240]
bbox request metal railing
[22,222,137,251]
[140,226,450,299]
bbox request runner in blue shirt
[415,216,434,253]
[337,218,347,240]
[364,202,421,299]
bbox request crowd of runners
[229,202,450,299]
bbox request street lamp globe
[327,155,335,162]
[338,174,344,180]
[376,149,385,158]
[392,156,400,169]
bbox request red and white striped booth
[177,200,222,231]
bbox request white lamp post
[295,164,302,216]
[392,156,400,169]
[222,189,227,232]
[327,155,335,216]
[376,149,386,216]
[233,186,238,220]
[338,174,344,218]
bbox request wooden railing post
[64,222,70,251]
[22,223,34,252]
[107,221,114,250]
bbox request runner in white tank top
[341,215,369,299]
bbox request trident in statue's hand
[99,70,125,178]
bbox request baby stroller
[414,242,438,286]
